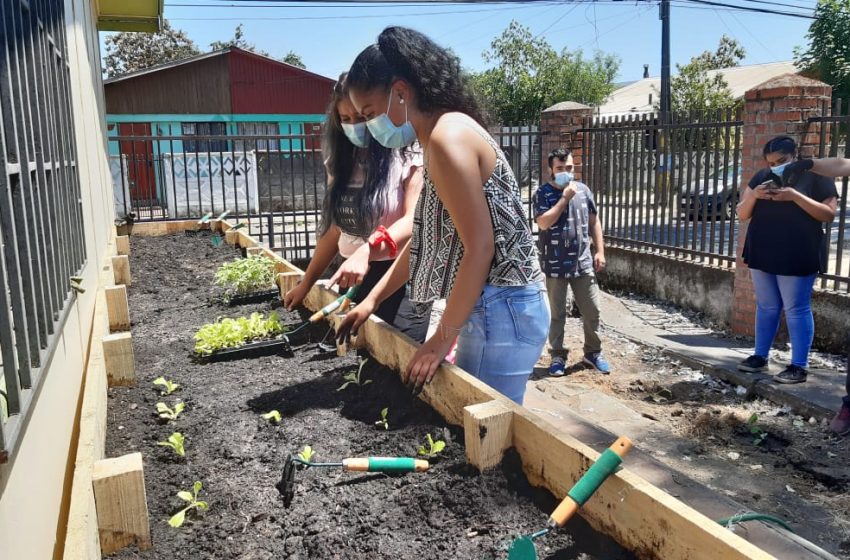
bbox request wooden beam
[277,271,302,300]
[104,285,131,332]
[111,255,131,286]
[92,453,151,554]
[464,400,513,471]
[246,246,263,257]
[115,235,130,256]
[102,332,135,387]
[224,230,238,246]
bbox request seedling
[156,402,185,421]
[214,255,276,297]
[153,376,181,395]
[194,311,284,355]
[375,407,389,430]
[168,481,209,528]
[337,358,372,391]
[747,413,768,446]
[157,432,186,457]
[418,433,446,458]
[297,445,315,463]
[262,410,282,424]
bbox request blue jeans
[454,283,550,405]
[750,269,817,367]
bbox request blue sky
[105,1,818,83]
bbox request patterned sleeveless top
[409,120,543,305]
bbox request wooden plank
[102,332,135,387]
[246,246,263,257]
[115,235,130,256]
[64,255,116,560]
[104,285,131,332]
[463,400,513,471]
[92,453,151,554]
[111,255,131,286]
[224,230,238,246]
[277,271,302,300]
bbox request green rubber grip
[367,457,417,472]
[344,286,358,300]
[566,449,622,506]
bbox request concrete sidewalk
[597,292,847,421]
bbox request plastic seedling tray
[226,289,280,306]
[200,337,293,362]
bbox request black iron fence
[1,0,86,462]
[580,110,743,267]
[111,126,545,263]
[808,99,850,292]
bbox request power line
[677,0,816,18]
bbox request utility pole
[659,0,671,122]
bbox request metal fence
[113,126,545,263]
[809,99,850,292]
[580,110,744,267]
[1,0,87,462]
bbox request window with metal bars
[235,122,280,152]
[182,121,228,152]
[0,0,88,462]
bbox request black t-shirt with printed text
[743,168,838,276]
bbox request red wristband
[368,226,398,258]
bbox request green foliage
[214,255,276,297]
[337,358,372,391]
[795,0,850,101]
[375,407,389,430]
[168,481,208,528]
[418,433,446,458]
[193,311,284,355]
[156,402,186,421]
[467,21,619,123]
[158,432,186,457]
[153,376,180,395]
[210,24,306,68]
[663,35,745,115]
[103,19,200,78]
[747,413,769,446]
[298,445,315,463]
[262,410,282,424]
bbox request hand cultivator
[507,436,633,560]
[277,453,429,507]
[281,285,359,349]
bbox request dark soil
[106,234,632,560]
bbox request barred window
[235,122,280,152]
[182,122,228,152]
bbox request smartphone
[760,179,781,191]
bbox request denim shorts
[454,282,549,405]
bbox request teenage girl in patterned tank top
[284,73,430,343]
[338,27,549,405]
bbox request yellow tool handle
[549,436,632,527]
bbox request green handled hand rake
[508,436,633,560]
[277,453,429,507]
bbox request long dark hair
[347,27,487,127]
[320,72,393,236]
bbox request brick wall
[540,101,593,182]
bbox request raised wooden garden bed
[64,219,775,560]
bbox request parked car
[678,166,743,220]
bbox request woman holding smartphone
[736,135,839,384]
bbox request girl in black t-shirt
[736,136,840,384]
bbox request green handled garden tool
[282,286,359,347]
[507,436,633,560]
[277,453,429,507]
[211,210,231,246]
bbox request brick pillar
[731,74,832,336]
[540,101,594,184]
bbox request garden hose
[716,513,793,532]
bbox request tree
[210,24,306,69]
[103,19,200,78]
[468,21,619,123]
[794,0,850,101]
[281,51,306,69]
[664,35,746,115]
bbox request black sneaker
[737,355,768,373]
[774,365,808,384]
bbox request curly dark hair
[347,26,487,126]
[320,72,393,236]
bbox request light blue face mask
[770,161,790,178]
[341,122,369,148]
[365,91,417,149]
[554,171,574,187]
